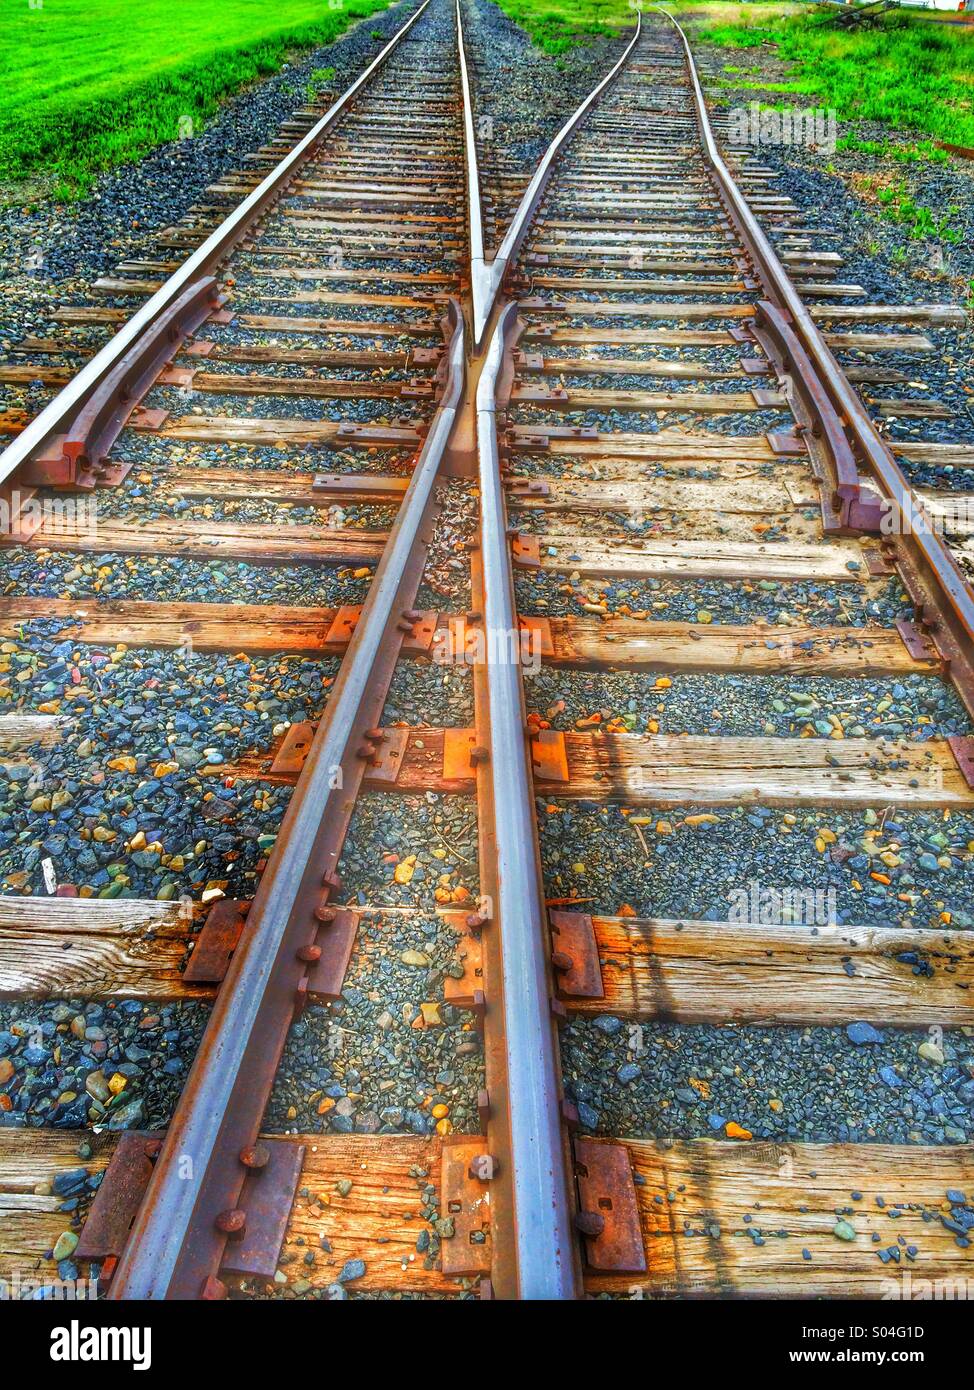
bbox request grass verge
[495,1,974,151]
[0,0,396,200]
[490,2,804,56]
[689,3,974,150]
[490,0,635,53]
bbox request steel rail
[656,5,974,711]
[109,302,465,1298]
[460,8,642,348]
[454,2,647,1295]
[476,304,579,1299]
[106,0,467,1301]
[464,8,974,1300]
[455,0,488,343]
[0,0,431,487]
[459,10,645,1298]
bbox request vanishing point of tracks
[1,0,974,1300]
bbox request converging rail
[106,1,472,1300]
[473,6,974,1295]
[0,0,972,1301]
[0,2,436,501]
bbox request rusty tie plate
[440,1135,492,1276]
[573,1137,646,1274]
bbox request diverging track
[0,0,972,1301]
[474,10,974,1297]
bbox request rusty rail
[461,6,642,347]
[472,10,974,1298]
[475,302,580,1299]
[45,3,974,1300]
[660,5,974,719]
[29,277,223,489]
[0,0,432,490]
[456,0,488,343]
[753,299,883,531]
[107,300,465,1299]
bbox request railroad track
[0,0,973,1302]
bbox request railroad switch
[24,276,219,490]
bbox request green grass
[0,0,396,199]
[835,134,948,164]
[492,2,803,56]
[498,1,974,149]
[492,0,637,54]
[305,66,338,102]
[856,173,963,242]
[694,5,974,150]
